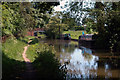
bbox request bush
[94,34,110,49]
[113,41,120,52]
[74,26,84,31]
[33,50,66,80]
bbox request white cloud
[54,0,69,11]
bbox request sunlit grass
[26,36,35,39]
[26,40,55,62]
[26,43,39,62]
[2,36,26,79]
[37,34,46,38]
[2,37,27,61]
[63,30,86,39]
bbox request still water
[39,39,120,79]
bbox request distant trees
[31,2,59,28]
[45,12,68,38]
[62,17,76,30]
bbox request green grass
[37,34,46,38]
[2,36,65,79]
[2,36,27,79]
[63,30,86,39]
[26,36,36,39]
[19,36,36,44]
[2,37,27,61]
[26,42,55,62]
[25,43,39,62]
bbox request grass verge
[2,36,27,80]
[26,40,55,62]
[2,37,27,61]
[63,30,86,39]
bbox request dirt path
[22,45,30,62]
[22,40,32,62]
[22,40,38,80]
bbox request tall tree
[64,1,120,51]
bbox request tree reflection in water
[39,39,120,79]
[65,48,99,79]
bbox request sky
[53,0,95,25]
[53,0,94,11]
[54,0,70,11]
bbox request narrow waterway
[39,39,120,79]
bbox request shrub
[33,50,66,80]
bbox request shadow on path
[22,40,38,80]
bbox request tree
[45,12,68,38]
[63,1,120,51]
[2,2,60,38]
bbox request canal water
[39,39,120,79]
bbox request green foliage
[26,39,55,62]
[31,2,59,28]
[85,21,97,34]
[32,2,59,14]
[45,15,68,39]
[2,2,59,38]
[29,38,38,44]
[92,2,120,51]
[2,36,26,80]
[26,43,39,62]
[73,26,84,31]
[45,24,62,39]
[65,2,120,51]
[95,34,110,49]
[33,50,66,80]
[62,18,76,30]
[37,33,46,38]
[2,2,27,37]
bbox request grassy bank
[2,36,66,80]
[26,40,55,62]
[2,36,27,80]
[63,30,86,39]
[2,37,27,61]
[37,34,46,38]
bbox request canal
[39,39,120,79]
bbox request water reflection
[80,46,92,54]
[104,63,112,79]
[39,39,120,79]
[62,48,99,79]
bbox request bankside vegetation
[2,2,66,80]
[2,36,66,80]
[63,2,120,51]
[1,1,120,80]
